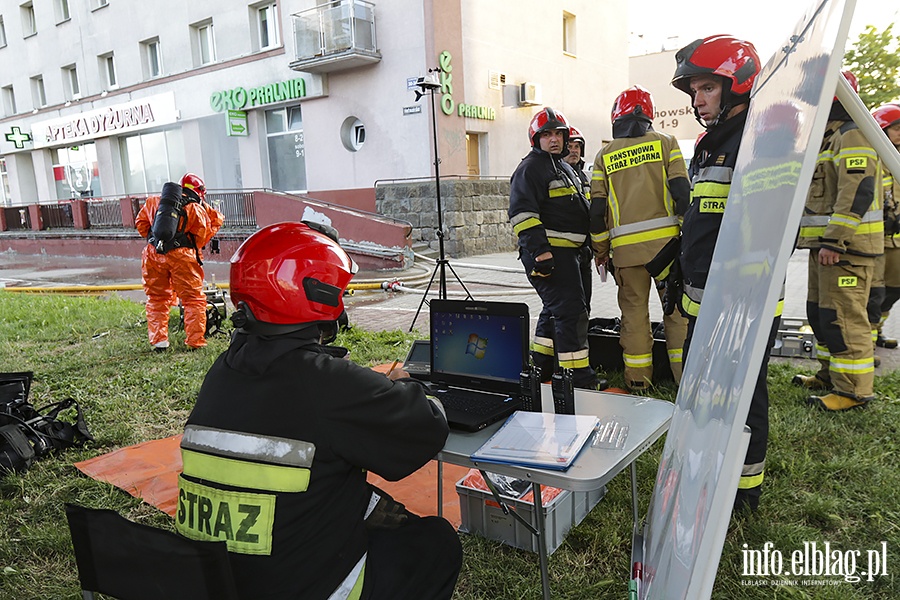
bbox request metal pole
[836,75,900,177]
[430,87,447,300]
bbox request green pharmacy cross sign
[5,126,31,149]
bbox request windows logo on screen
[465,333,488,359]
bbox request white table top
[438,386,674,492]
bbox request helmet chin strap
[710,100,734,129]
[231,302,320,337]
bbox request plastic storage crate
[456,477,605,555]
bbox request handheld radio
[549,319,575,415]
[518,363,542,412]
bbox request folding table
[437,387,674,599]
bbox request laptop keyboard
[431,390,507,415]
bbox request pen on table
[386,359,400,376]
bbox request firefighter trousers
[363,515,462,600]
[684,314,777,511]
[522,246,596,389]
[141,245,208,349]
[877,245,900,334]
[806,249,875,399]
[867,253,886,343]
[613,265,686,387]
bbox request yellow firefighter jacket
[798,120,883,258]
[589,131,689,268]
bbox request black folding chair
[64,503,240,600]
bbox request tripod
[408,71,472,332]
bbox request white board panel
[640,2,857,598]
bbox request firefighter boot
[876,333,898,349]
[806,392,871,412]
[791,374,830,390]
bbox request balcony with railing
[290,0,381,73]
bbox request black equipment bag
[0,372,94,474]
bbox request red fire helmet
[611,85,655,123]
[834,70,859,102]
[872,103,900,130]
[568,126,585,152]
[672,35,760,98]
[528,107,569,148]
[230,222,357,325]
[180,173,206,202]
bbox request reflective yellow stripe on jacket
[608,216,680,250]
[799,210,883,240]
[177,425,316,556]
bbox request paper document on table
[470,411,600,471]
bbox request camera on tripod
[415,72,441,90]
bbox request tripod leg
[409,261,442,332]
[444,261,474,300]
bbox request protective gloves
[530,255,555,278]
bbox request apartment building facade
[0,0,627,212]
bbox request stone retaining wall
[375,179,517,258]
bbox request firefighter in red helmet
[671,35,778,512]
[176,222,461,600]
[509,107,601,389]
[794,70,884,412]
[563,124,597,326]
[135,172,224,350]
[589,85,690,390]
[564,126,591,192]
[870,103,900,348]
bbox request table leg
[437,459,444,517]
[630,461,639,528]
[532,482,551,600]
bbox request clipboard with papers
[470,411,600,471]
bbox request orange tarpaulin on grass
[74,435,468,528]
[75,435,185,517]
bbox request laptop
[428,299,529,431]
[402,339,432,380]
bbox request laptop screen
[429,300,529,394]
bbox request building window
[53,144,101,199]
[266,105,306,192]
[30,74,46,108]
[141,37,163,79]
[55,0,70,23]
[63,64,80,100]
[562,11,575,56]
[0,157,10,207]
[120,129,185,195]
[256,3,280,50]
[92,0,108,10]
[21,2,36,37]
[0,16,7,47]
[99,52,117,89]
[2,85,16,115]
[340,116,365,152]
[191,19,216,66]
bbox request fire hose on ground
[0,252,537,295]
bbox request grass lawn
[1,291,898,599]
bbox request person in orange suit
[135,173,224,350]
